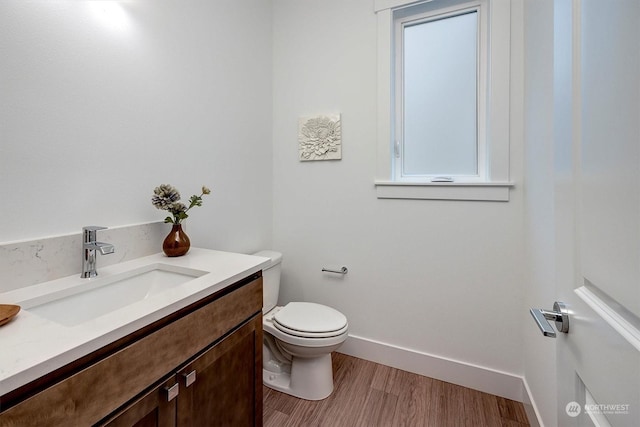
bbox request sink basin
[22,263,207,327]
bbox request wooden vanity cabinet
[100,315,262,427]
[0,274,263,427]
[176,316,261,427]
[98,376,178,427]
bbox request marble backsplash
[0,222,166,293]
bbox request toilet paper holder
[322,266,348,274]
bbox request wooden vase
[162,223,190,257]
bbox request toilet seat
[273,302,348,338]
[263,317,348,348]
[263,303,349,348]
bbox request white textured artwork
[298,114,342,161]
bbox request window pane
[403,11,478,176]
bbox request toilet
[254,250,348,401]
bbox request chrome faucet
[81,226,115,278]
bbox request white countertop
[0,248,269,396]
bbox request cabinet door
[97,377,178,427]
[177,315,262,427]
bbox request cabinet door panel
[97,377,177,427]
[178,316,261,426]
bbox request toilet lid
[273,302,347,335]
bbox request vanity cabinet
[0,274,263,427]
[99,376,178,427]
[100,315,261,427]
[175,317,259,427]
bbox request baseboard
[521,377,543,427]
[337,334,525,402]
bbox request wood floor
[263,353,530,427]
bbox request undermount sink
[21,264,208,327]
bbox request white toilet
[254,250,348,401]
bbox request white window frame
[374,0,514,201]
[396,4,485,183]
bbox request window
[398,8,481,180]
[375,0,513,201]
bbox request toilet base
[263,353,334,400]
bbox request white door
[546,0,640,426]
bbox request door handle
[530,301,569,338]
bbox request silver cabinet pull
[530,301,569,338]
[183,370,197,387]
[165,383,179,401]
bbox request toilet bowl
[254,250,348,401]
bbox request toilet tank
[252,250,282,313]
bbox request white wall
[0,0,273,254]
[522,1,558,425]
[272,0,526,388]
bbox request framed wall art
[298,113,342,161]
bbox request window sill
[374,181,514,201]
